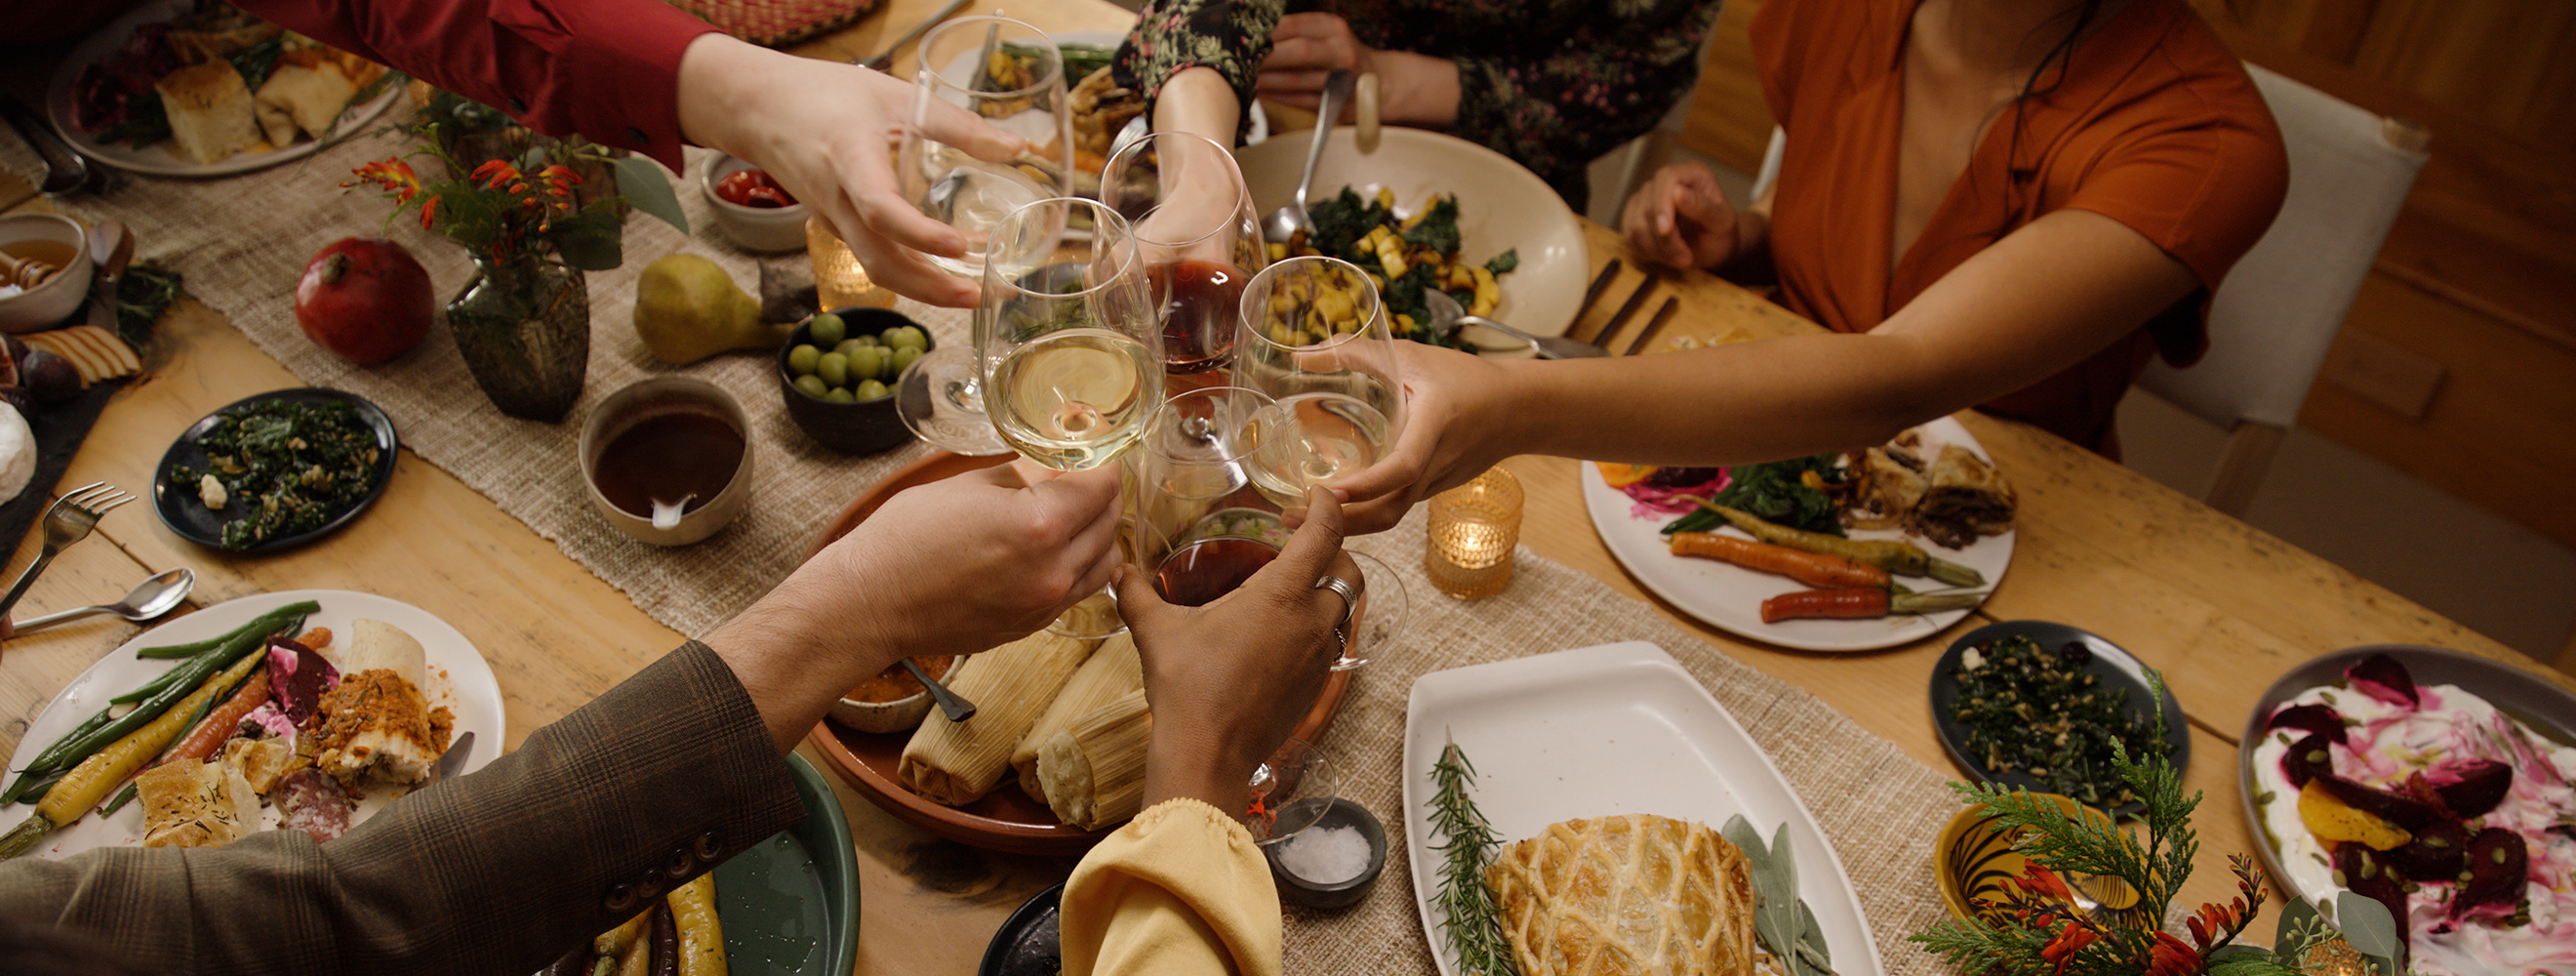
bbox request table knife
[856,0,973,71]
[1572,258,1622,324]
[1589,273,1660,347]
[1623,297,1680,356]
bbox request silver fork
[0,482,137,619]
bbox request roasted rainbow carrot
[1670,532,1890,590]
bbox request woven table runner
[0,128,980,635]
[2,134,1963,975]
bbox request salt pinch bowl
[1263,797,1387,910]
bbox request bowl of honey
[0,214,92,333]
[580,376,753,546]
[828,655,956,733]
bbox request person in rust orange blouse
[1332,0,2289,533]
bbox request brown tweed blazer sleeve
[0,639,808,976]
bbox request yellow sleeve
[1060,797,1281,976]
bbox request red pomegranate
[295,237,434,365]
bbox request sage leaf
[2336,891,2400,976]
[613,155,691,235]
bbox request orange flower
[470,159,520,188]
[2038,924,2100,976]
[2012,865,2074,904]
[538,163,583,185]
[349,158,423,203]
[2145,933,2202,976]
[418,195,439,230]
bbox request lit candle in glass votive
[806,216,895,310]
[1425,467,1522,599]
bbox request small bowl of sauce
[828,655,956,733]
[579,376,753,546]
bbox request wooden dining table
[4,0,2572,972]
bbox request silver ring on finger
[1312,575,1360,629]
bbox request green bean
[110,669,188,705]
[135,602,318,659]
[98,783,138,817]
[23,707,115,773]
[0,768,63,805]
[33,628,272,782]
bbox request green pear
[632,254,791,364]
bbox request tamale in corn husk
[899,630,1094,805]
[1035,689,1152,830]
[1014,632,1143,803]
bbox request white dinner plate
[1580,417,2015,652]
[1400,641,1885,976]
[45,0,403,178]
[3,590,503,860]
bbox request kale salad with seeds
[171,398,384,549]
[1948,634,2170,807]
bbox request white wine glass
[1098,132,1267,380]
[901,16,1074,278]
[1232,256,1407,507]
[977,196,1161,472]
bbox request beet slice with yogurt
[2334,843,2413,958]
[2345,653,2422,710]
[2426,758,2514,819]
[2267,703,2349,745]
[2452,828,2529,923]
[2281,733,2339,789]
[2387,818,2467,882]
[2314,773,2448,833]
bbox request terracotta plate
[803,452,1352,855]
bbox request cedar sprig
[1429,737,1517,976]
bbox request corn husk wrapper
[899,630,1094,805]
[1036,689,1152,830]
[1013,632,1142,803]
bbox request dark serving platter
[151,387,398,553]
[978,882,1064,976]
[2234,644,2576,910]
[1928,620,2191,815]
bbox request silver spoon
[906,659,976,722]
[0,97,90,197]
[1262,70,1356,244]
[1423,289,1603,359]
[11,567,195,633]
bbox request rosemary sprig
[1429,737,1516,976]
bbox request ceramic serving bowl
[0,213,93,332]
[1933,793,2151,933]
[701,153,809,252]
[1232,127,1587,339]
[827,656,957,734]
[777,306,928,455]
[579,376,753,546]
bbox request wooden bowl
[803,451,1354,854]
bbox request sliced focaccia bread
[157,61,262,165]
[254,61,358,144]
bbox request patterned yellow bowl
[1933,793,2152,933]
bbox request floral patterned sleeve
[1114,0,1284,143]
[1449,0,1724,207]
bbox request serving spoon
[10,567,195,633]
[1262,70,1356,244]
[1423,289,1602,359]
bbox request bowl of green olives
[777,307,935,454]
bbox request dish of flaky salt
[2240,647,2576,975]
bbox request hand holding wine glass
[978,197,1163,471]
[1099,132,1267,378]
[1232,257,1408,508]
[900,16,1075,279]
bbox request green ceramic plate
[712,753,860,975]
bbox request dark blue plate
[151,387,399,553]
[1928,620,2190,816]
[978,882,1064,976]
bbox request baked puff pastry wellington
[1484,814,1758,976]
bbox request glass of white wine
[977,197,1162,472]
[902,16,1073,278]
[1232,257,1407,507]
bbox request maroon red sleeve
[241,0,722,169]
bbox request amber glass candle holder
[1425,467,1522,599]
[806,216,894,310]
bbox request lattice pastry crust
[1484,814,1757,976]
